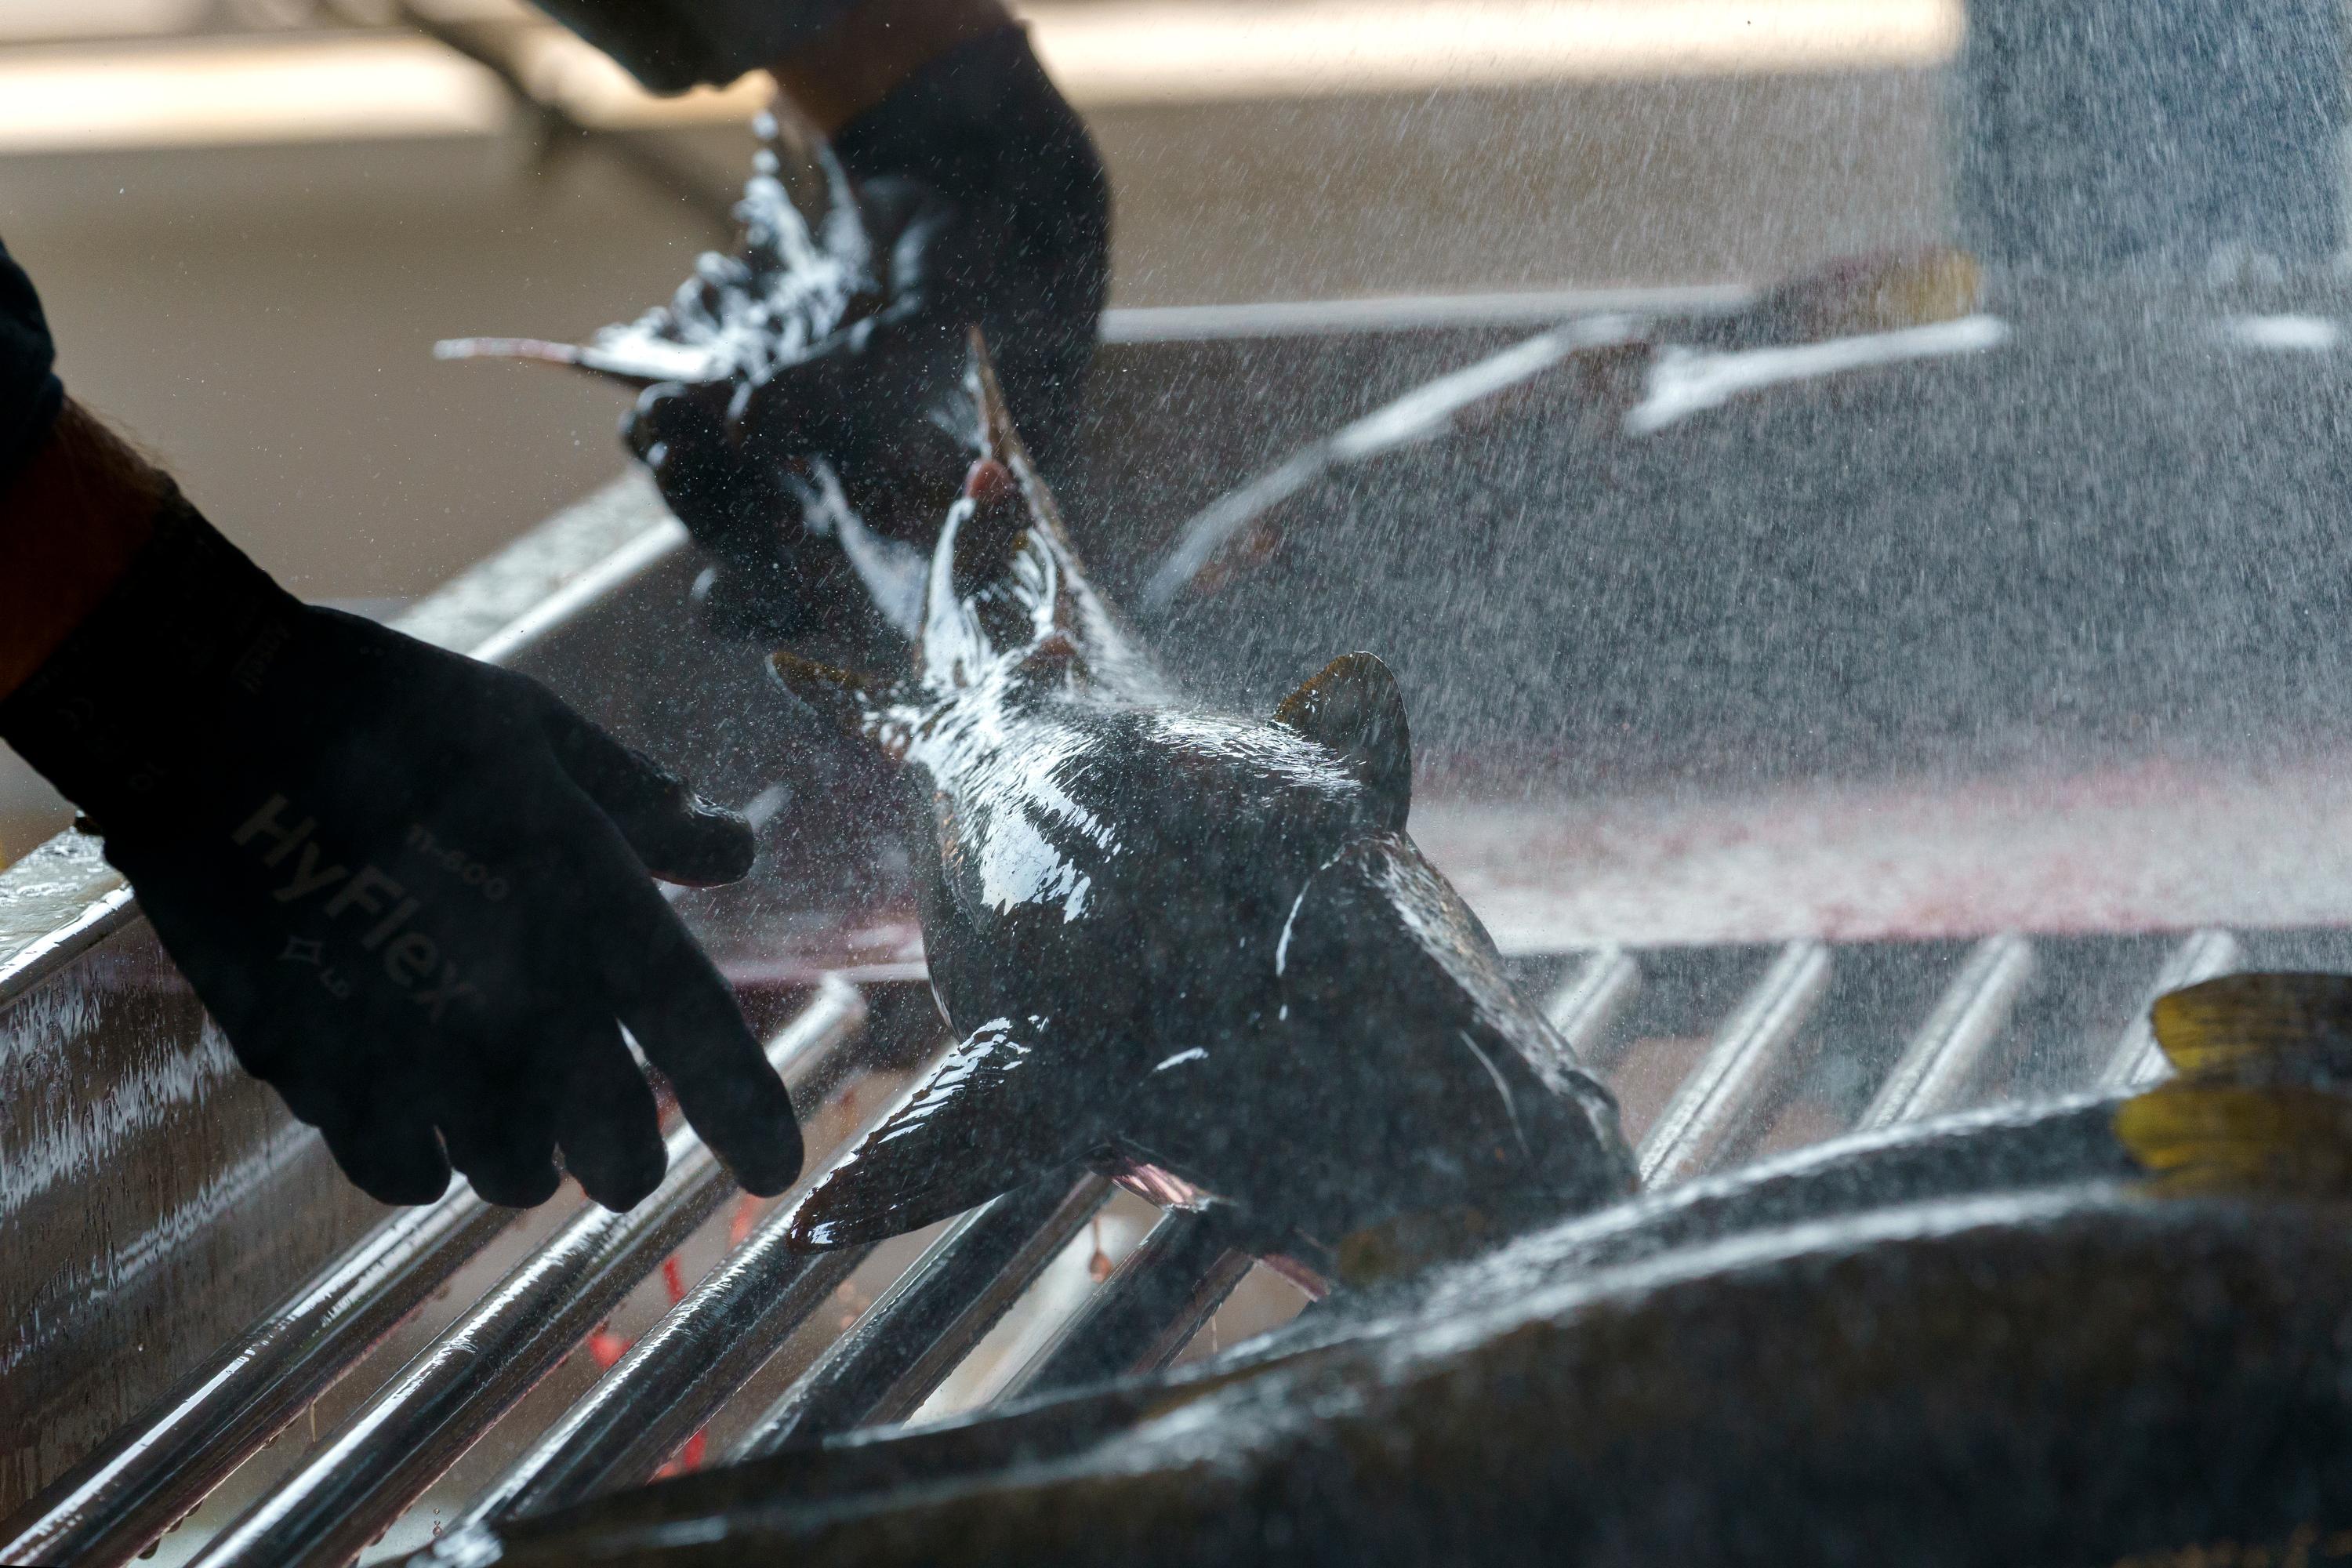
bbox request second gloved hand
[623,24,1109,643]
[0,496,803,1210]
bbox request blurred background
[0,0,1958,861]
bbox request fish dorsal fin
[782,1018,1094,1248]
[1273,652,1412,830]
[2150,972,2352,1083]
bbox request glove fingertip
[325,1127,453,1207]
[373,1169,456,1207]
[570,1133,669,1214]
[702,1077,804,1199]
[729,1119,805,1200]
[458,1153,564,1211]
[644,800,758,887]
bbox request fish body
[1242,1085,2140,1361]
[456,1181,2352,1568]
[421,1091,2146,1559]
[775,344,1634,1261]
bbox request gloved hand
[0,495,803,1210]
[624,25,1109,643]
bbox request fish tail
[769,652,897,748]
[2114,1082,2352,1196]
[2123,972,2352,1195]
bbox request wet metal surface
[1542,945,1643,1073]
[1856,933,2038,1131]
[186,985,864,1568]
[2099,928,2242,1091]
[457,1224,873,1526]
[1638,941,1833,1184]
[738,1171,1116,1456]
[0,924,385,1522]
[1000,1205,1258,1400]
[0,1174,515,1568]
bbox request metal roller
[735,1171,1116,1457]
[187,981,867,1568]
[0,1189,517,1568]
[2098,928,2241,1091]
[1639,941,1834,1186]
[1000,1205,1258,1401]
[1857,934,2038,1131]
[1543,944,1642,1073]
[455,1233,874,1527]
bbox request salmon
[442,1183,2352,1568]
[764,338,1636,1270]
[422,975,2352,1568]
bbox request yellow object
[2116,1083,2352,1197]
[2119,971,2352,1195]
[2148,971,2352,1081]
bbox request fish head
[912,333,1164,701]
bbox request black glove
[625,25,1109,642]
[0,495,803,1210]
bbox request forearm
[527,0,1003,96]
[0,400,168,700]
[767,0,1014,133]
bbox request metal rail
[1638,941,1834,1185]
[24,922,2318,1559]
[2099,928,2241,1090]
[455,1231,875,1527]
[735,1171,1116,1457]
[1857,934,2038,1131]
[1000,1206,1258,1400]
[0,1189,517,1568]
[187,982,866,1568]
[1543,944,1643,1073]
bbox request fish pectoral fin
[1280,834,1639,1217]
[1272,652,1412,831]
[2149,971,2352,1083]
[783,1017,1097,1249]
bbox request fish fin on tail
[948,454,1033,599]
[769,652,895,747]
[783,1018,1099,1249]
[2150,971,2352,1083]
[967,326,1028,468]
[2115,1082,2352,1196]
[1272,652,1413,831]
[963,329,1084,551]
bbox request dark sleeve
[524,0,861,93]
[0,238,64,488]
